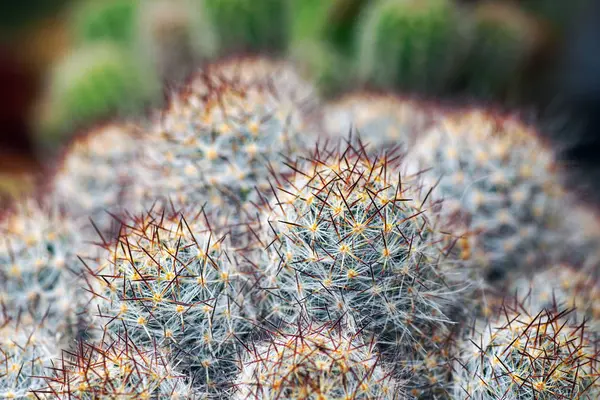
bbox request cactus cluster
[34,0,563,143]
[3,55,600,398]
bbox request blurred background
[1,0,599,203]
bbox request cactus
[463,2,541,98]
[511,264,600,328]
[203,0,288,55]
[255,142,472,361]
[406,109,565,280]
[323,92,433,151]
[139,58,317,214]
[35,330,195,399]
[137,0,217,82]
[289,39,352,97]
[453,300,600,399]
[40,42,158,136]
[0,317,57,399]
[357,0,470,94]
[290,0,367,56]
[289,0,368,95]
[233,320,399,399]
[50,123,143,238]
[70,0,139,46]
[87,208,252,392]
[0,200,82,339]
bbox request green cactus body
[0,322,57,399]
[70,0,140,46]
[0,201,81,338]
[203,0,288,54]
[357,0,469,93]
[137,0,217,82]
[139,59,317,214]
[234,321,399,399]
[289,39,352,97]
[407,110,565,280]
[89,209,252,392]
[454,302,600,399]
[289,0,369,96]
[464,3,540,98]
[44,42,158,135]
[324,93,433,151]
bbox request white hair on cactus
[406,109,565,280]
[233,320,400,399]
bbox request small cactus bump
[233,319,400,399]
[87,208,253,392]
[406,109,565,280]
[453,300,600,399]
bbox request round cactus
[0,318,57,399]
[136,0,217,82]
[323,92,433,151]
[255,142,473,358]
[406,109,565,280]
[453,301,600,399]
[203,0,288,55]
[35,331,195,399]
[233,320,399,399]
[463,2,541,98]
[290,0,368,55]
[88,208,252,392]
[0,200,82,338]
[289,0,369,96]
[40,42,158,136]
[289,39,352,97]
[139,58,318,214]
[50,123,143,239]
[70,0,139,46]
[511,264,600,328]
[357,0,470,93]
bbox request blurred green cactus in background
[203,0,288,54]
[37,42,157,141]
[70,0,139,46]
[462,2,541,98]
[357,0,470,94]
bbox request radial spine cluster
[454,301,600,399]
[233,320,399,399]
[88,208,252,392]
